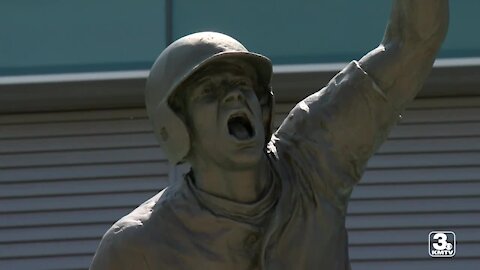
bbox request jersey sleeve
[274,61,400,209]
[89,226,150,270]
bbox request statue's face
[183,63,266,169]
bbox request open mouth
[227,112,255,141]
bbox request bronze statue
[90,1,449,269]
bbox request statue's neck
[189,154,270,203]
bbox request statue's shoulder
[90,189,171,269]
[101,188,171,249]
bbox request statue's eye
[190,83,216,102]
[202,87,213,95]
[197,86,218,100]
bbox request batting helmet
[145,32,274,164]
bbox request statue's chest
[145,182,348,270]
[260,188,348,269]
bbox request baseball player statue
[91,1,448,269]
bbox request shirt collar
[185,167,279,225]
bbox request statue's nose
[223,88,245,104]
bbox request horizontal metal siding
[347,97,480,269]
[1,97,480,269]
[0,109,168,270]
[257,97,480,268]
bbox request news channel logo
[429,231,456,258]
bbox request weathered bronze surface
[90,1,449,269]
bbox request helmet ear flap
[153,102,191,164]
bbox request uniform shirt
[90,61,399,270]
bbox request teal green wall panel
[1,0,479,75]
[172,0,390,64]
[444,0,480,58]
[0,0,166,75]
[173,0,480,64]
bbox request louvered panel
[255,96,480,269]
[346,212,480,230]
[362,167,480,184]
[0,176,167,198]
[1,208,133,228]
[348,197,480,214]
[349,242,480,260]
[347,93,480,270]
[0,108,168,269]
[0,224,110,243]
[400,107,480,123]
[1,95,480,270]
[377,136,480,154]
[368,151,480,169]
[0,133,158,154]
[0,192,159,213]
[0,119,152,139]
[347,115,480,269]
[351,181,480,200]
[0,256,92,270]
[274,103,295,113]
[0,239,99,259]
[407,96,480,109]
[1,162,168,183]
[0,147,166,168]
[389,122,480,138]
[0,108,147,125]
[348,227,480,245]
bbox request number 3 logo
[432,233,453,251]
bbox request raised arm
[359,0,449,109]
[275,1,449,209]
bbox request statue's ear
[152,101,191,164]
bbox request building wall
[1,96,479,269]
[1,2,479,269]
[1,0,480,75]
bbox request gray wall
[1,96,479,269]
